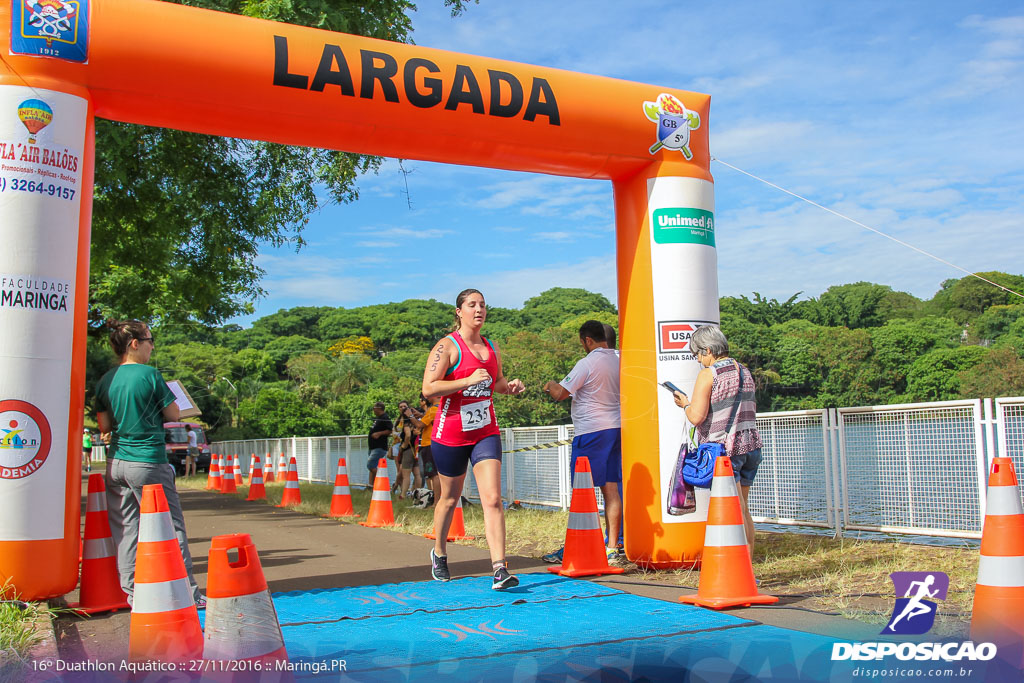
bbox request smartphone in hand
[661,381,687,397]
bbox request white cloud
[531,232,576,243]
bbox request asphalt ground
[54,472,882,666]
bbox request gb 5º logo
[643,93,700,159]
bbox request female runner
[422,289,525,589]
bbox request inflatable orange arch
[0,0,719,600]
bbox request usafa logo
[12,0,90,63]
[831,570,997,663]
[884,571,948,635]
[643,93,701,159]
[0,400,52,480]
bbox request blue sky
[234,1,1024,325]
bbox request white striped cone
[277,453,287,479]
[248,453,255,478]
[233,454,243,485]
[425,494,475,540]
[549,456,623,577]
[246,455,266,501]
[277,457,302,507]
[263,453,275,483]
[971,457,1024,665]
[130,484,202,661]
[220,455,237,494]
[680,456,777,609]
[207,453,222,491]
[329,458,357,518]
[72,473,130,614]
[360,459,397,527]
[203,534,288,668]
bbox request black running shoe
[430,548,450,581]
[492,566,519,590]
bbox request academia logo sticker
[883,571,949,635]
[0,400,52,479]
[643,93,700,159]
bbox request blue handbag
[683,430,722,488]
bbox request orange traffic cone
[208,453,223,491]
[971,457,1024,667]
[263,452,275,483]
[70,473,131,614]
[246,454,266,501]
[680,456,777,609]
[234,455,244,486]
[203,533,288,668]
[129,484,203,662]
[548,456,624,577]
[425,495,475,541]
[328,457,358,518]
[221,456,238,494]
[205,453,219,490]
[359,459,398,528]
[277,453,287,480]
[277,457,302,507]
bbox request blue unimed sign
[10,0,89,63]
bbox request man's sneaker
[492,566,519,590]
[607,548,627,566]
[429,548,450,582]
[541,547,564,564]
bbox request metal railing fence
[210,397,1024,541]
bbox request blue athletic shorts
[731,448,762,487]
[570,428,622,487]
[431,434,502,478]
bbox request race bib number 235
[460,400,491,432]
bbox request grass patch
[0,581,58,676]
[176,473,978,633]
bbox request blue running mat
[198,573,621,628]
[192,575,1007,682]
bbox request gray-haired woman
[672,325,763,553]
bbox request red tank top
[432,331,501,446]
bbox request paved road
[55,473,880,663]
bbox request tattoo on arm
[429,342,444,372]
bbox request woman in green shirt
[95,320,204,608]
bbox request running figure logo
[882,571,949,635]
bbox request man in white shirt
[542,320,623,565]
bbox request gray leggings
[105,459,201,604]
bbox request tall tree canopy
[89,0,476,327]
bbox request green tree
[924,272,1024,324]
[521,288,616,332]
[89,0,476,327]
[806,282,909,329]
[958,348,1024,399]
[263,335,320,375]
[232,348,277,382]
[237,387,338,437]
[971,305,1024,343]
[905,346,990,402]
[252,306,333,340]
[868,317,960,397]
[720,292,803,326]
